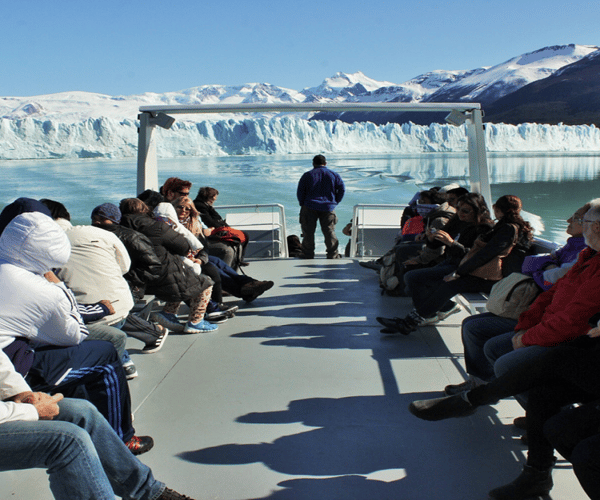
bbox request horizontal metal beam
[139,102,481,115]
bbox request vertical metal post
[466,109,492,206]
[137,112,159,194]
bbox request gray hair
[585,198,600,221]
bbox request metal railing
[215,203,288,259]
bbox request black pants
[545,403,600,499]
[467,337,600,473]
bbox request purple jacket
[521,236,586,290]
[297,166,345,212]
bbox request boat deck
[2,257,586,499]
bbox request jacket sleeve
[456,224,517,277]
[159,224,192,257]
[520,273,600,346]
[335,175,345,204]
[35,283,89,346]
[297,174,307,206]
[0,351,38,423]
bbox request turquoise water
[2,152,600,248]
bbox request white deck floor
[1,257,587,499]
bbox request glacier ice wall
[0,115,599,160]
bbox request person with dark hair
[193,186,249,268]
[378,195,533,335]
[445,186,470,208]
[296,155,345,259]
[119,198,217,333]
[39,198,71,221]
[0,197,52,234]
[159,177,192,201]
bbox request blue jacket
[297,166,345,212]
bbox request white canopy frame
[136,102,491,203]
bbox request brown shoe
[157,487,196,500]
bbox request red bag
[210,226,247,244]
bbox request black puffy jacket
[120,213,212,302]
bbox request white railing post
[137,112,159,194]
[466,109,492,206]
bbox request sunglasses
[176,205,191,212]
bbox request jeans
[208,256,254,297]
[299,206,339,258]
[0,398,164,500]
[410,271,496,319]
[460,313,518,382]
[484,331,551,379]
[404,262,456,303]
[86,322,127,359]
[544,403,600,499]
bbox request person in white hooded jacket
[0,212,151,453]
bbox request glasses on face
[177,190,190,196]
[572,214,584,224]
[176,205,191,212]
[583,218,598,225]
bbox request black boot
[408,393,477,421]
[489,464,553,499]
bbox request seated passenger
[40,199,138,378]
[0,350,195,500]
[521,204,588,290]
[408,330,600,500]
[0,211,151,453]
[451,203,592,394]
[173,196,274,302]
[446,198,600,393]
[377,195,533,335]
[119,198,217,334]
[193,186,249,268]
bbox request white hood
[0,212,71,274]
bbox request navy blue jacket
[297,166,345,212]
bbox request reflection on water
[1,153,599,246]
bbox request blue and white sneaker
[183,319,219,333]
[150,312,185,333]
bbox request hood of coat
[0,212,71,274]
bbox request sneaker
[206,302,238,319]
[126,435,154,455]
[122,360,138,380]
[205,312,229,324]
[444,378,484,396]
[157,487,196,500]
[241,280,274,302]
[142,328,169,354]
[183,319,219,333]
[436,303,462,321]
[408,393,477,421]
[150,312,185,333]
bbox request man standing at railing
[296,155,345,259]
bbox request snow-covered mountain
[1,44,599,160]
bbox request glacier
[1,115,599,160]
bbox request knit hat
[91,203,121,223]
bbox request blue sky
[2,0,599,97]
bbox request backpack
[486,272,542,320]
[379,250,402,293]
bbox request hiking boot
[376,316,416,335]
[122,360,138,380]
[142,328,169,354]
[359,259,382,271]
[241,280,274,302]
[126,435,154,455]
[488,464,553,499]
[183,319,219,333]
[157,487,196,500]
[513,416,527,430]
[444,378,485,396]
[151,312,185,333]
[408,393,476,421]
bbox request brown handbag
[459,225,518,281]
